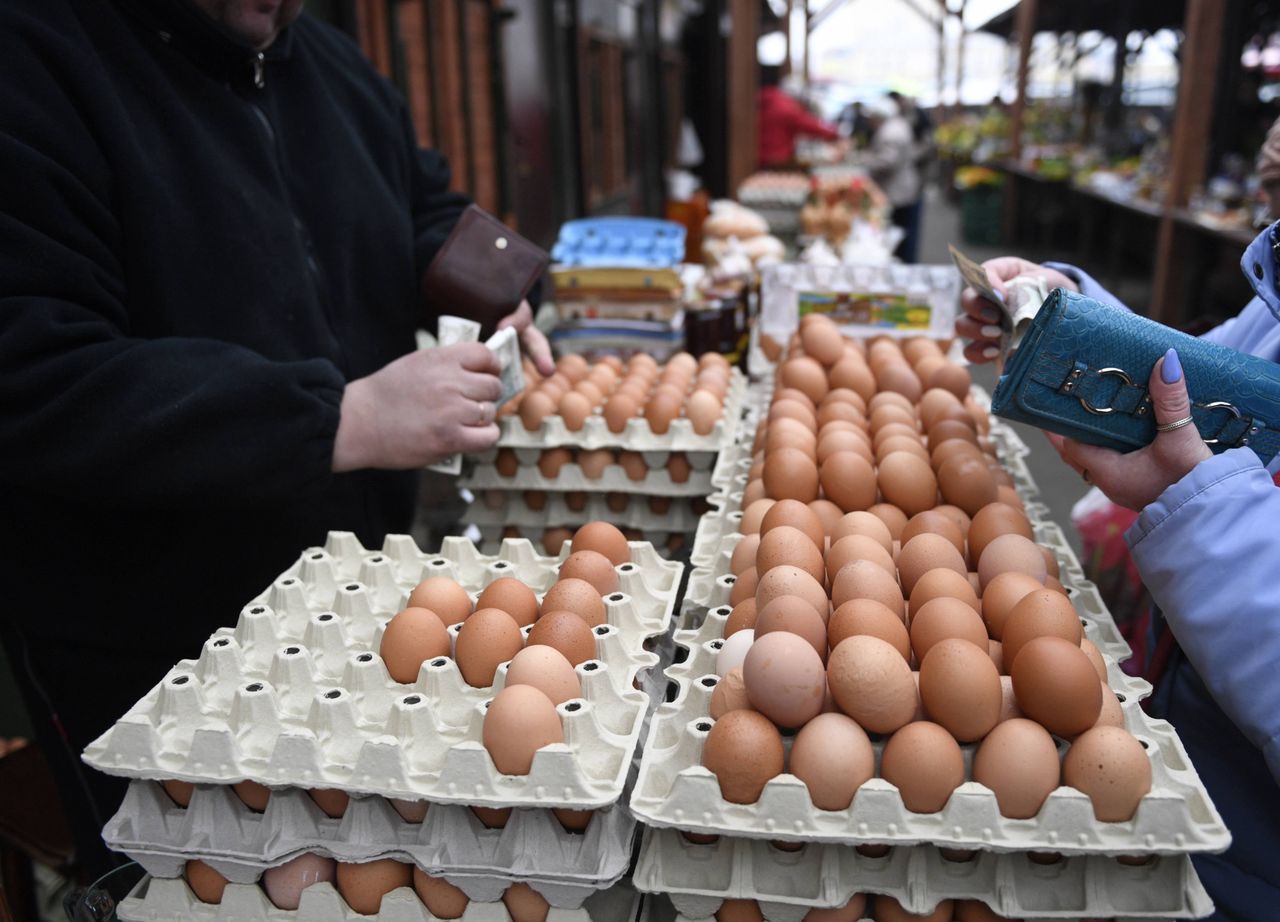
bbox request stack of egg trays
[467,493,707,554]
[86,532,683,905]
[463,449,718,497]
[116,872,642,922]
[632,829,1214,920]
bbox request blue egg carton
[551,219,686,269]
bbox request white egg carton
[634,827,1214,920]
[105,781,637,892]
[117,873,641,922]
[463,459,715,497]
[466,493,705,534]
[630,668,1230,856]
[84,535,683,810]
[494,369,748,454]
[688,493,744,570]
[472,528,692,561]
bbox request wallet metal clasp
[1196,400,1252,446]
[1077,368,1134,415]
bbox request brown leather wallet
[422,205,549,339]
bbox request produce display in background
[701,201,787,283]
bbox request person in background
[838,100,873,148]
[757,64,841,169]
[1258,117,1280,220]
[953,119,1280,918]
[0,0,552,881]
[861,95,924,262]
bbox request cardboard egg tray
[104,781,638,897]
[629,662,1230,856]
[473,527,692,560]
[84,534,683,810]
[463,454,716,497]
[688,493,744,570]
[494,368,748,454]
[633,827,1214,921]
[117,873,641,922]
[466,492,705,535]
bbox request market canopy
[975,0,1187,37]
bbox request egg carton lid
[494,370,747,453]
[83,536,682,810]
[629,671,1230,856]
[466,494,705,532]
[633,827,1214,921]
[463,462,716,498]
[104,781,637,891]
[117,874,641,922]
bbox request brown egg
[880,721,965,813]
[764,448,820,503]
[929,362,972,399]
[820,452,878,513]
[308,788,350,818]
[702,709,785,803]
[379,607,450,684]
[998,675,1022,722]
[1000,589,1083,671]
[413,869,469,919]
[973,718,1061,818]
[232,779,271,812]
[476,578,540,627]
[756,595,828,660]
[874,896,955,922]
[617,450,648,482]
[687,390,723,435]
[1063,726,1153,821]
[603,394,639,433]
[557,391,593,431]
[542,527,573,556]
[875,362,923,402]
[729,567,758,606]
[827,635,918,733]
[790,713,875,810]
[743,631,827,728]
[730,534,761,575]
[936,454,999,517]
[919,639,1001,742]
[875,436,930,463]
[909,597,988,662]
[503,883,551,922]
[929,438,982,474]
[710,666,753,718]
[644,391,682,434]
[1094,682,1125,730]
[801,317,845,366]
[756,525,825,583]
[826,534,896,581]
[1041,545,1061,579]
[1080,637,1109,682]
[829,356,876,401]
[1011,636,1104,737]
[908,568,980,615]
[932,503,973,533]
[576,448,613,480]
[918,388,964,430]
[483,684,564,775]
[519,391,557,431]
[821,385,868,412]
[742,477,768,508]
[988,639,1004,674]
[877,452,939,517]
[774,387,816,410]
[829,599,911,659]
[558,550,619,596]
[953,901,1008,922]
[185,859,229,904]
[871,422,921,450]
[407,577,473,627]
[808,499,845,536]
[571,521,630,565]
[978,534,1048,591]
[455,608,524,687]
[761,499,825,549]
[897,533,968,597]
[780,357,830,404]
[717,899,765,922]
[335,859,412,915]
[830,511,894,553]
[819,430,875,466]
[162,779,194,807]
[867,503,909,541]
[505,644,581,705]
[725,599,758,637]
[867,390,914,414]
[771,399,818,432]
[831,559,905,620]
[805,895,868,922]
[541,578,607,627]
[980,571,1045,639]
[817,401,866,429]
[967,503,1034,568]
[869,403,918,433]
[996,484,1025,509]
[495,449,520,478]
[755,565,829,622]
[526,611,595,666]
[740,498,776,534]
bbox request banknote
[948,243,1048,368]
[485,325,525,407]
[426,316,483,474]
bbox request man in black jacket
[0,0,551,878]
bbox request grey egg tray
[463,461,716,497]
[84,535,684,810]
[472,529,691,561]
[633,827,1213,921]
[494,369,747,454]
[688,493,745,570]
[466,493,705,534]
[105,780,638,896]
[117,873,642,922]
[630,666,1230,856]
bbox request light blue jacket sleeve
[1043,262,1129,310]
[1126,447,1280,782]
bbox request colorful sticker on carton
[798,291,932,329]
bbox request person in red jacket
[757,65,841,168]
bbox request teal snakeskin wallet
[990,289,1280,464]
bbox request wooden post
[783,0,793,75]
[954,0,967,111]
[728,0,760,191]
[1007,0,1037,163]
[802,2,810,87]
[1150,0,1228,323]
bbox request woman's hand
[498,300,555,376]
[1043,349,1213,511]
[956,257,1080,363]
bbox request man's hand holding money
[496,300,555,376]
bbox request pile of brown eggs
[701,316,1153,830]
[507,352,734,435]
[181,852,553,919]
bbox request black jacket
[0,0,469,663]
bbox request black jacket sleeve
[0,20,345,511]
[403,106,472,320]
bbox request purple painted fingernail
[1161,348,1182,384]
